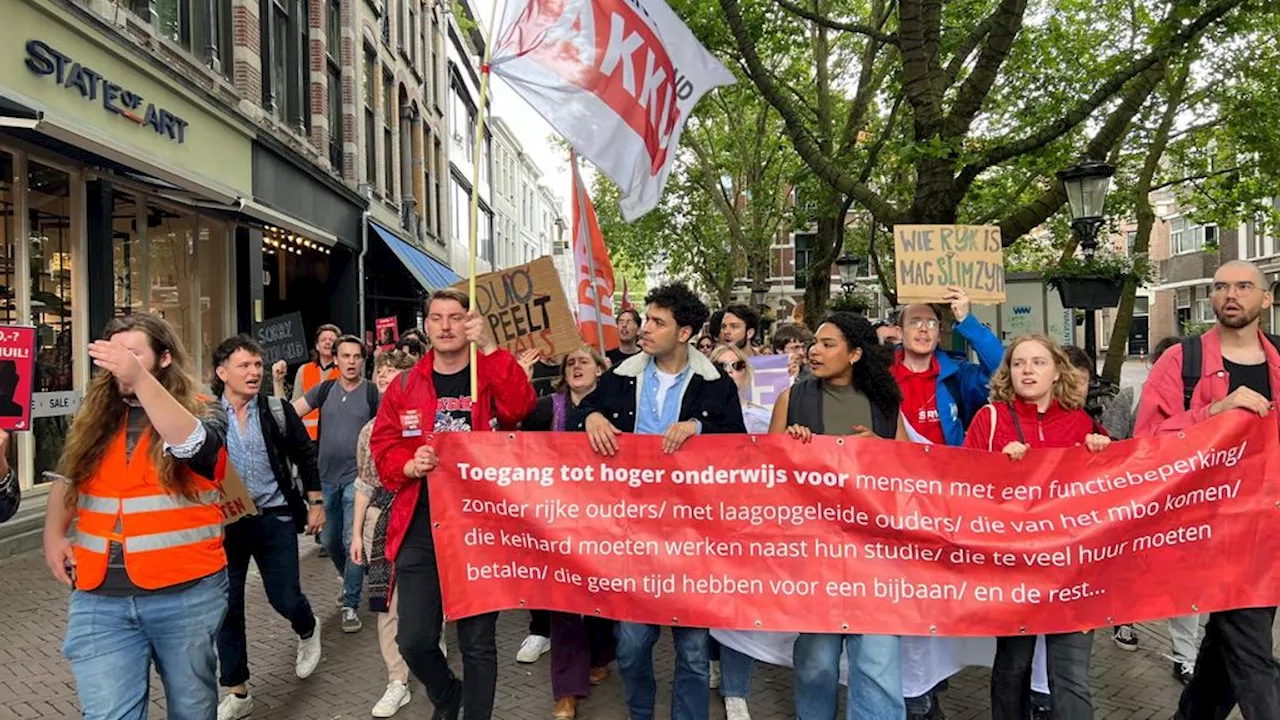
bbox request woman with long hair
[770,312,908,720]
[351,349,429,718]
[710,344,771,434]
[963,334,1110,720]
[520,344,614,719]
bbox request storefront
[0,0,254,492]
[365,221,462,340]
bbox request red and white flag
[491,0,734,221]
[571,152,619,352]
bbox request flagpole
[573,152,608,355]
[466,1,500,402]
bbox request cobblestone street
[3,533,1268,719]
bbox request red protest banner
[427,413,1280,637]
[0,326,36,431]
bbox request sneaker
[342,607,363,633]
[372,681,411,718]
[295,615,322,678]
[217,694,253,720]
[1173,661,1194,685]
[725,697,751,720]
[907,693,946,720]
[515,633,550,663]
[1113,624,1138,651]
[709,659,721,689]
[430,679,462,720]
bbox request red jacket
[1135,326,1280,437]
[963,397,1099,452]
[370,348,536,562]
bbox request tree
[712,0,1250,323]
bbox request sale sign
[427,413,1280,636]
[0,326,36,431]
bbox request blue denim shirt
[634,359,694,435]
[222,396,287,509]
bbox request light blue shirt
[634,360,694,436]
[222,396,287,509]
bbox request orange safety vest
[300,362,340,440]
[72,428,227,591]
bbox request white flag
[490,0,735,221]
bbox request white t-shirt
[654,368,681,415]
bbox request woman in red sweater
[963,334,1110,720]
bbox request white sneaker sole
[372,690,411,718]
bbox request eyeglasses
[719,361,747,373]
[1212,281,1259,295]
[906,318,940,331]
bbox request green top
[821,382,875,437]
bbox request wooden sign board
[453,256,580,358]
[893,225,1006,305]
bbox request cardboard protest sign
[453,257,579,358]
[255,313,309,367]
[894,225,1006,304]
[375,316,399,352]
[0,326,36,431]
[218,463,258,526]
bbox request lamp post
[835,253,859,295]
[1056,158,1116,370]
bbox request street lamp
[835,253,859,295]
[1056,158,1116,369]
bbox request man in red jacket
[1135,260,1280,720]
[370,288,536,720]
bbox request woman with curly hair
[963,334,1110,720]
[769,312,908,720]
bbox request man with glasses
[890,286,1003,720]
[1135,260,1280,719]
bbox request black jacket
[239,394,320,532]
[0,467,17,523]
[580,347,747,434]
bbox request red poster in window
[376,317,400,352]
[0,326,36,431]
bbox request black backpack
[1179,334,1280,410]
[312,379,381,442]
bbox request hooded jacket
[963,397,1100,452]
[895,314,1004,446]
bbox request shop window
[198,223,228,382]
[27,162,74,482]
[0,152,16,326]
[112,192,144,316]
[148,206,195,353]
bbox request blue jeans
[720,645,755,699]
[323,481,363,609]
[794,633,905,720]
[63,571,229,720]
[615,622,709,720]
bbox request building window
[327,66,343,171]
[397,0,406,52]
[794,232,815,289]
[383,70,395,197]
[433,137,444,240]
[363,46,377,187]
[409,4,418,68]
[419,4,428,77]
[260,0,309,130]
[129,0,232,76]
[1171,217,1217,255]
[430,20,441,107]
[1245,216,1277,259]
[326,0,341,50]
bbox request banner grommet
[1191,604,1199,612]
[1018,625,1027,635]
[837,438,845,446]
[929,625,937,634]
[754,620,762,628]
[841,623,849,631]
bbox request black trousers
[991,632,1093,720]
[217,512,315,687]
[396,514,498,720]
[1177,607,1280,720]
[530,609,551,637]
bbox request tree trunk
[802,192,852,329]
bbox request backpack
[263,394,303,495]
[313,379,381,442]
[1179,333,1280,410]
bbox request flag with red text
[490,0,735,221]
[572,153,619,352]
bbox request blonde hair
[988,334,1087,410]
[710,343,754,388]
[374,349,417,372]
[555,345,608,394]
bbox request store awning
[371,223,462,289]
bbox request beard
[1215,304,1262,329]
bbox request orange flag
[571,153,619,353]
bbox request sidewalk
[0,538,1263,719]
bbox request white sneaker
[709,660,721,689]
[515,634,551,663]
[372,681,411,717]
[295,615,322,678]
[217,693,253,720]
[725,697,751,720]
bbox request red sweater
[370,348,536,562]
[963,397,1100,452]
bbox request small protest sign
[453,257,579,358]
[748,355,791,410]
[375,317,399,352]
[218,463,258,526]
[894,225,1006,304]
[256,313,309,367]
[0,326,36,431]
